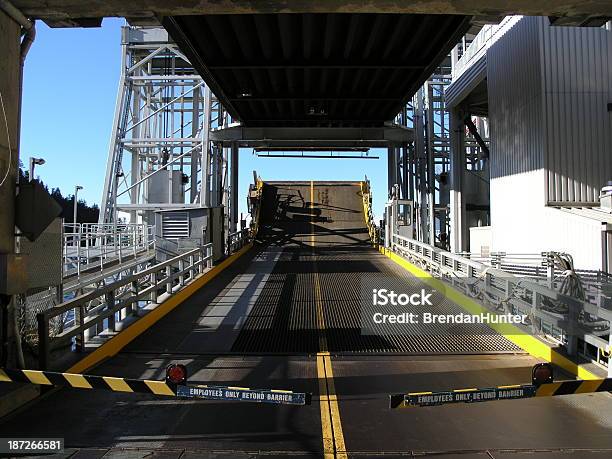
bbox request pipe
[19,21,35,66]
[0,1,36,65]
[0,0,31,30]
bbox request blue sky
[21,19,389,219]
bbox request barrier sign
[177,385,310,405]
[390,377,612,409]
[401,385,536,408]
[0,368,311,406]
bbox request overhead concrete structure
[9,0,612,27]
[164,13,470,127]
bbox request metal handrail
[228,229,250,253]
[63,223,155,280]
[360,181,379,244]
[452,16,523,81]
[391,234,611,367]
[37,244,213,369]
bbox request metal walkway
[3,182,612,458]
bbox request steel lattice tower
[99,26,235,229]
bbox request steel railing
[63,223,155,280]
[391,233,612,368]
[228,229,250,254]
[37,244,213,370]
[452,16,523,81]
[361,181,381,244]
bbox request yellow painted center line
[311,180,347,459]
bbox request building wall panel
[487,17,547,262]
[541,208,603,270]
[488,16,545,182]
[485,16,609,269]
[542,23,612,204]
[490,171,604,270]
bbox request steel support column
[230,143,239,233]
[413,88,428,243]
[189,86,200,203]
[129,83,141,223]
[425,84,436,247]
[200,86,212,207]
[99,37,129,224]
[221,145,229,237]
[395,146,403,196]
[401,144,409,200]
[449,108,467,253]
[387,146,399,198]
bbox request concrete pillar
[230,143,238,233]
[0,10,20,255]
[449,108,467,253]
[0,10,23,367]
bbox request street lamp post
[73,185,83,224]
[28,157,45,181]
[73,185,83,248]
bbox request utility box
[154,207,225,262]
[148,170,184,204]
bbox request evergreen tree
[19,163,99,223]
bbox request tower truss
[99,27,235,229]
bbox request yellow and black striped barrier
[390,378,612,409]
[0,368,311,406]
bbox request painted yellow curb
[380,246,600,380]
[68,243,253,374]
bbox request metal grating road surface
[233,181,520,354]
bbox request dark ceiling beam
[209,125,414,147]
[209,65,428,70]
[12,0,612,27]
[161,16,242,121]
[390,15,472,117]
[227,97,402,101]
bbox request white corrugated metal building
[448,16,612,270]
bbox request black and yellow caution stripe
[0,368,311,405]
[390,378,612,408]
[0,367,177,396]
